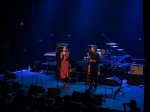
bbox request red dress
[60,52,70,79]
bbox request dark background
[0,0,145,72]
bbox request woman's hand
[90,59,96,62]
[63,52,66,55]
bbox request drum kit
[85,43,125,67]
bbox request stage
[0,69,144,112]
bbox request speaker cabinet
[28,85,45,95]
[130,64,144,75]
[46,88,61,98]
[4,71,17,80]
[92,94,102,106]
[71,91,85,103]
[128,64,144,85]
[71,91,102,106]
[12,82,21,90]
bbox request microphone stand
[102,33,112,43]
[55,58,60,89]
[20,49,28,88]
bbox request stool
[32,75,42,86]
[104,77,114,95]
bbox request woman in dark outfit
[87,45,100,90]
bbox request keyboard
[44,52,56,57]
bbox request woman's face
[91,47,94,52]
[91,47,96,52]
[63,47,67,51]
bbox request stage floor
[0,70,144,112]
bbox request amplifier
[130,64,144,75]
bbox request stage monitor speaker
[130,64,144,75]
[71,91,85,103]
[105,76,121,86]
[112,76,121,85]
[28,85,45,95]
[4,71,17,80]
[12,82,21,90]
[92,94,102,106]
[46,88,61,98]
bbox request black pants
[89,63,98,89]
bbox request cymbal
[105,43,117,45]
[111,46,118,47]
[116,49,124,51]
[87,44,97,47]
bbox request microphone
[138,38,142,41]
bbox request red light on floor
[20,22,24,26]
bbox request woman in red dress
[60,46,70,88]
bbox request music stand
[113,76,126,99]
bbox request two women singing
[60,45,100,90]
